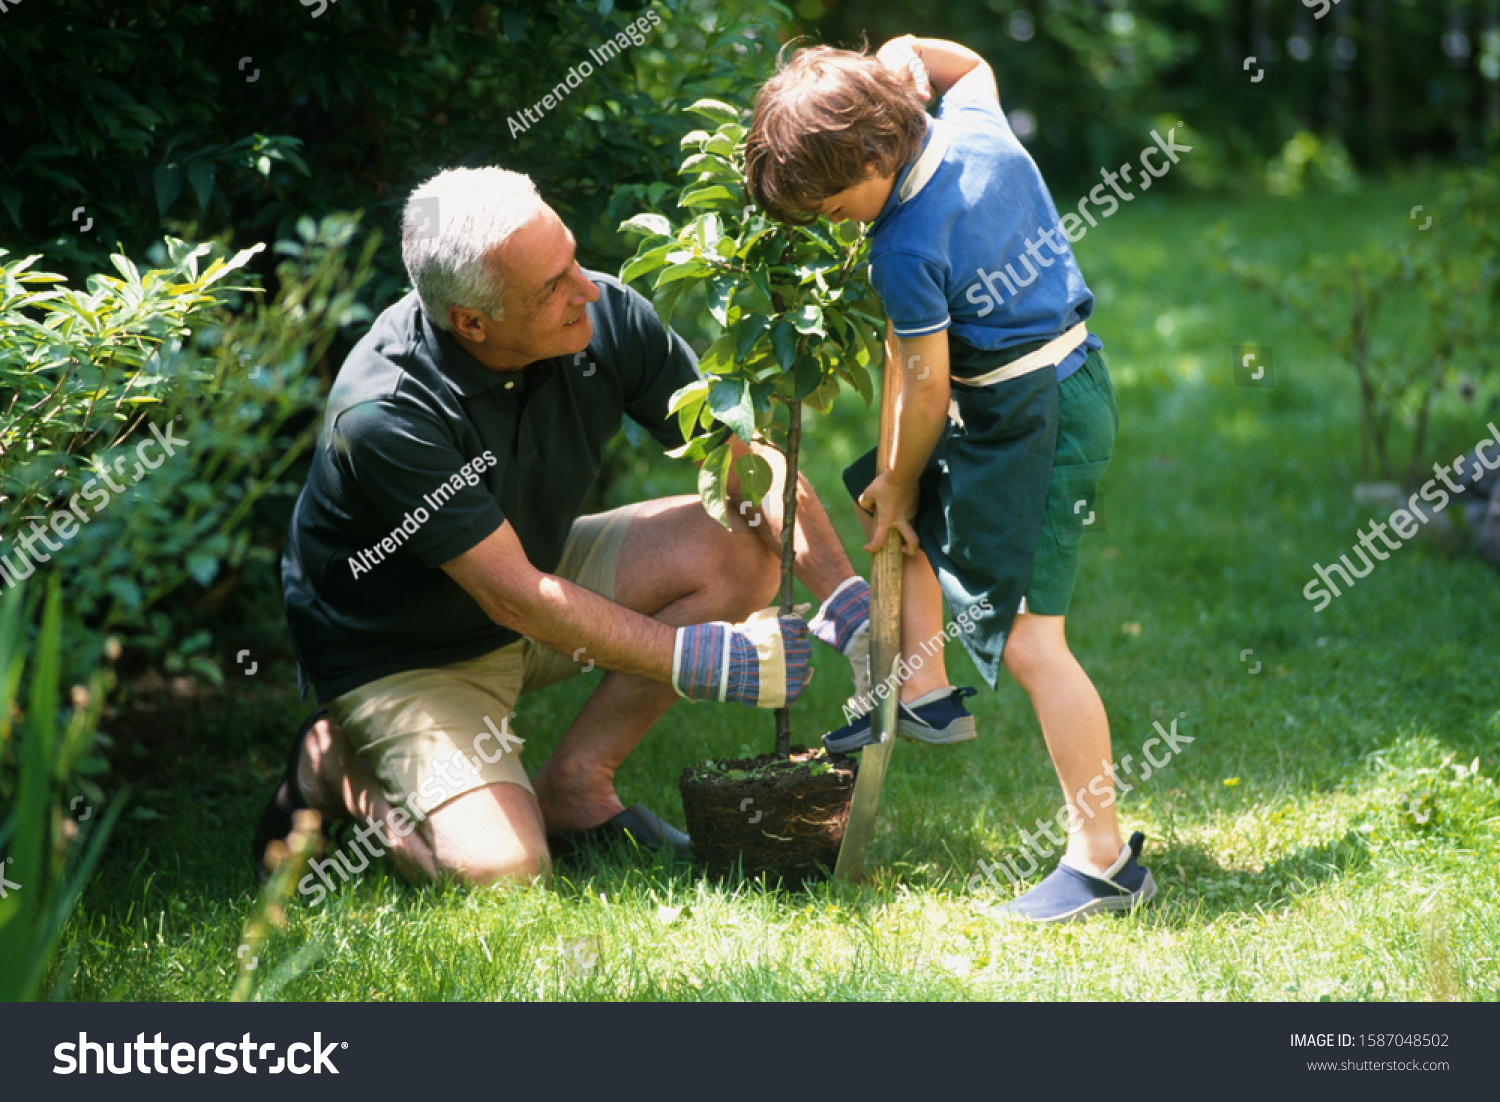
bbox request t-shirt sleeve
[939,67,1005,119]
[613,283,703,450]
[871,250,952,339]
[330,398,505,569]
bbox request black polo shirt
[282,272,698,702]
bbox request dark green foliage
[0,0,796,297]
[1,217,378,679]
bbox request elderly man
[255,166,872,886]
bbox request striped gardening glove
[809,576,871,705]
[672,608,813,708]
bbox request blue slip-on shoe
[822,687,978,753]
[994,831,1157,924]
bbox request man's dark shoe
[252,710,333,879]
[548,804,692,859]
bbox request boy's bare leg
[854,505,949,702]
[1002,612,1123,874]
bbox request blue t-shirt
[868,75,1100,380]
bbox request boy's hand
[877,35,931,102]
[857,471,921,555]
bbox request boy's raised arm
[876,36,998,105]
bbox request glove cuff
[810,576,871,655]
[672,622,728,701]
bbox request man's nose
[574,268,601,303]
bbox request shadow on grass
[1139,830,1372,926]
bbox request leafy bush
[1,217,378,678]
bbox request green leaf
[619,213,672,238]
[807,375,843,414]
[653,277,691,326]
[770,320,799,371]
[707,276,735,326]
[619,242,673,285]
[185,551,218,587]
[696,332,736,376]
[655,259,710,287]
[688,99,744,127]
[791,304,825,336]
[791,356,823,400]
[680,153,737,182]
[697,442,734,528]
[733,452,774,505]
[153,164,183,217]
[680,184,740,210]
[708,378,755,441]
[186,161,215,214]
[733,314,772,362]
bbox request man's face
[451,204,600,369]
[806,168,896,225]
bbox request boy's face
[806,167,896,225]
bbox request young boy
[746,37,1155,922]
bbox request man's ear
[447,305,487,342]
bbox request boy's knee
[1001,618,1066,684]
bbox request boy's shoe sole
[823,687,977,753]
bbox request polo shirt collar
[872,115,943,234]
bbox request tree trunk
[773,400,801,759]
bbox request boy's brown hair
[745,45,928,225]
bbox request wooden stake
[835,324,905,881]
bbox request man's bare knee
[453,849,550,887]
[423,781,549,887]
[700,524,779,616]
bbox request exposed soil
[678,745,857,888]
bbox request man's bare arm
[441,521,675,681]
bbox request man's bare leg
[295,719,548,885]
[529,495,783,834]
[291,488,854,879]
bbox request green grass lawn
[56,173,1500,1002]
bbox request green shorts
[843,348,1116,685]
[1025,349,1118,615]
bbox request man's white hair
[401,166,545,332]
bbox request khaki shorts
[326,503,643,819]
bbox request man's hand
[858,470,921,555]
[877,35,931,102]
[810,576,871,701]
[672,610,813,708]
